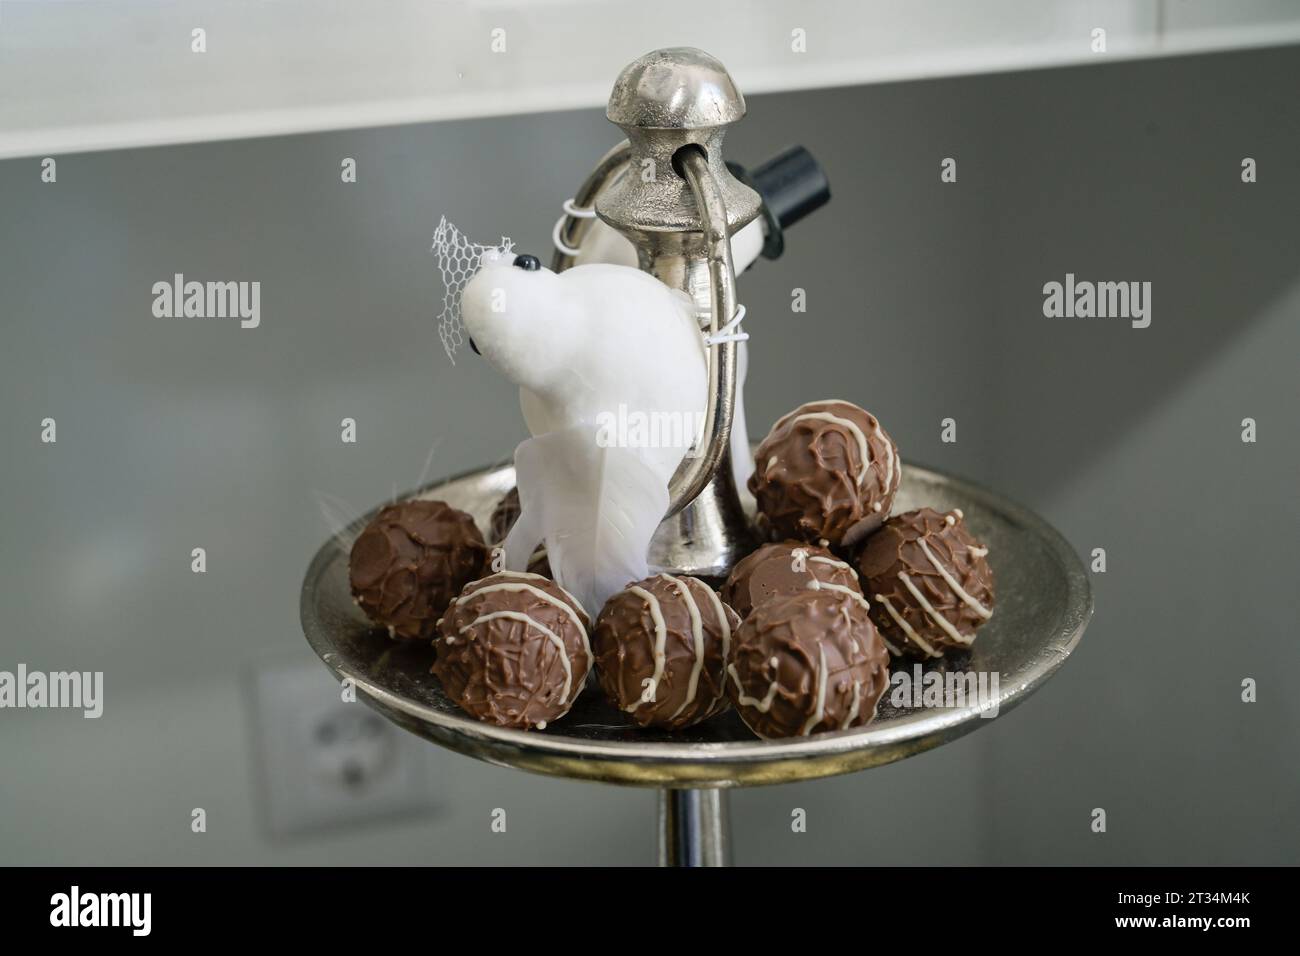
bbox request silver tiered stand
[299,49,1092,866]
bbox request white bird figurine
[461,251,708,615]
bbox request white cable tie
[552,199,597,257]
[552,214,583,258]
[562,198,598,218]
[703,303,749,346]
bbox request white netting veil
[431,216,514,362]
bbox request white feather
[464,259,707,615]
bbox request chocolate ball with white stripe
[749,400,900,547]
[727,588,890,739]
[857,507,995,659]
[723,540,864,620]
[434,571,592,730]
[593,575,740,730]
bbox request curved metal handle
[552,141,739,520]
[666,145,739,517]
[550,140,631,273]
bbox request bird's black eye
[513,254,541,271]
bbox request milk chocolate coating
[349,499,488,641]
[488,487,521,544]
[593,575,740,730]
[857,507,995,659]
[722,540,863,620]
[727,588,890,739]
[434,571,592,729]
[749,400,900,546]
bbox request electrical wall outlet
[247,656,435,837]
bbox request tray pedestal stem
[657,788,731,866]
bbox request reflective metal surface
[600,48,760,245]
[645,145,756,578]
[300,460,1092,789]
[548,140,629,273]
[596,47,761,575]
[658,789,730,866]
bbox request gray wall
[1,45,1297,865]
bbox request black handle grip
[728,145,831,259]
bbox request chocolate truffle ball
[593,574,740,730]
[722,540,864,620]
[349,499,488,641]
[434,571,592,729]
[857,507,995,659]
[749,399,900,547]
[727,588,890,739]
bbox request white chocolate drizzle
[696,581,734,708]
[969,545,989,558]
[662,575,705,720]
[463,571,588,622]
[777,401,871,488]
[824,587,872,615]
[898,571,973,646]
[870,416,895,491]
[917,538,993,620]
[699,583,733,662]
[805,578,861,602]
[808,555,855,574]
[876,593,940,658]
[793,413,869,487]
[454,573,592,666]
[627,584,667,710]
[840,680,862,730]
[728,663,780,712]
[460,610,574,703]
[454,580,586,640]
[800,644,829,736]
